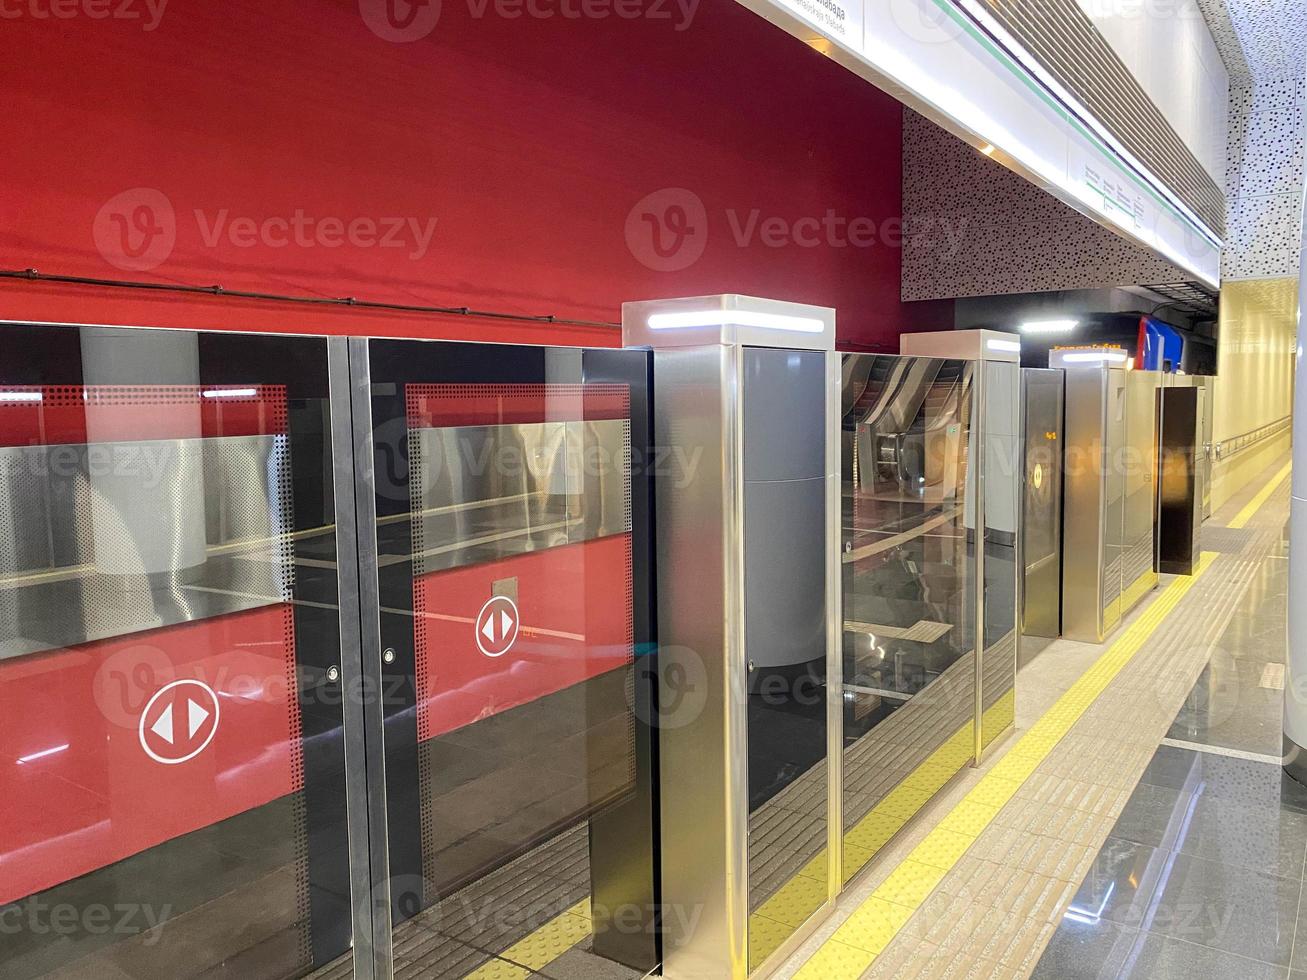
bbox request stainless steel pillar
[623,296,840,980]
[1054,352,1161,644]
[1283,179,1307,780]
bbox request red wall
[0,0,950,347]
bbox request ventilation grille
[974,0,1225,237]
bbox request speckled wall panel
[901,112,1191,301]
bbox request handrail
[1213,415,1293,461]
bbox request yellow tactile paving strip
[746,689,1016,971]
[461,899,591,979]
[789,553,1218,980]
[1229,459,1292,528]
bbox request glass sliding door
[343,340,658,980]
[0,323,354,979]
[838,353,978,881]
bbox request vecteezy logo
[93,188,177,272]
[359,0,442,42]
[885,0,965,45]
[624,188,708,272]
[92,645,177,730]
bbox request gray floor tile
[1120,932,1287,979]
[1030,919,1138,979]
[1173,795,1307,878]
[1141,746,1307,814]
[1167,659,1286,756]
[1110,783,1187,849]
[1146,852,1300,965]
[1290,879,1307,973]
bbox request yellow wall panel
[1209,277,1298,512]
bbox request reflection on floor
[1033,514,1300,979]
[772,453,1295,980]
[312,822,643,980]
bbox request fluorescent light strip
[986,338,1021,353]
[202,388,259,399]
[954,0,1221,251]
[17,743,69,764]
[647,310,826,334]
[0,391,42,403]
[1062,350,1128,363]
[859,8,1221,289]
[1020,319,1078,334]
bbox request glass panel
[360,341,657,980]
[1019,370,1065,664]
[0,324,352,979]
[1121,371,1160,610]
[979,360,1020,752]
[742,348,829,971]
[838,354,976,882]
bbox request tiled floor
[1033,503,1300,979]
[778,454,1296,980]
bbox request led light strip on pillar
[647,309,828,334]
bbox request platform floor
[776,454,1297,980]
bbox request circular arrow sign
[138,679,221,765]
[475,596,520,658]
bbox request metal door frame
[327,337,395,980]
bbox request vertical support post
[1283,176,1307,781]
[624,295,836,979]
[973,358,987,764]
[825,349,843,900]
[328,338,394,979]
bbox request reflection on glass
[839,354,977,882]
[0,325,351,979]
[743,348,828,971]
[1019,370,1064,664]
[979,360,1020,752]
[359,342,656,980]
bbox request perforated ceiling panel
[1203,0,1307,279]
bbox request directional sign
[475,595,520,658]
[138,679,221,765]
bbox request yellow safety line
[1120,568,1158,614]
[461,899,591,980]
[1229,461,1292,529]
[747,684,1016,970]
[792,552,1218,980]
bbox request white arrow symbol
[188,699,210,739]
[151,703,174,745]
[475,596,520,657]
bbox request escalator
[838,352,981,884]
